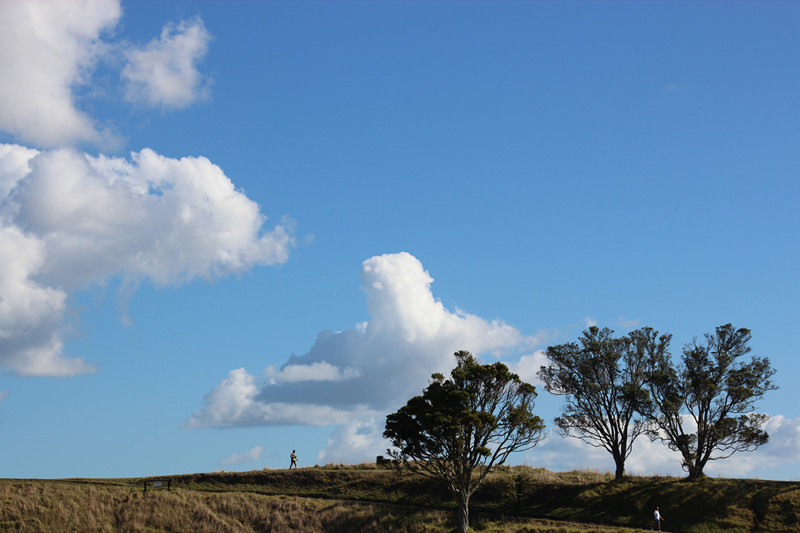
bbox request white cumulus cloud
[267,361,363,383]
[182,368,359,428]
[0,0,121,147]
[0,144,293,376]
[185,252,545,460]
[0,12,312,487]
[506,350,548,386]
[0,0,214,148]
[122,17,212,109]
[0,2,293,377]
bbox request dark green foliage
[641,324,777,480]
[538,326,666,480]
[384,351,545,533]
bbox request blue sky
[0,0,798,480]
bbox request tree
[641,324,777,480]
[538,326,669,480]
[384,351,545,533]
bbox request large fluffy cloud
[0,144,293,376]
[0,0,121,147]
[0,0,212,148]
[0,0,293,373]
[0,1,290,377]
[184,252,538,430]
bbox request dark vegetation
[2,465,799,532]
[539,326,657,480]
[539,324,777,482]
[385,350,546,532]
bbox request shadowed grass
[2,465,799,532]
[0,480,636,532]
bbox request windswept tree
[384,351,545,533]
[538,326,669,480]
[641,324,777,480]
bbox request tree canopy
[384,350,545,533]
[538,326,668,479]
[641,324,777,480]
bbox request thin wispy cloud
[661,82,687,95]
[616,316,641,329]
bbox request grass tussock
[0,480,628,533]
[0,481,449,533]
[2,465,799,532]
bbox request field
[2,465,799,532]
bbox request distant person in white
[653,506,664,531]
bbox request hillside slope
[2,466,799,532]
[167,466,800,532]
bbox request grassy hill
[2,465,799,532]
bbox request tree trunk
[456,493,470,533]
[613,450,625,481]
[687,462,706,481]
[614,460,625,481]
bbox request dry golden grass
[0,479,643,533]
[3,465,800,532]
[0,481,437,532]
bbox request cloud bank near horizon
[220,445,264,466]
[527,413,800,479]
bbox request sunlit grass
[2,465,799,532]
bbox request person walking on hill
[653,506,664,531]
[290,450,298,469]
